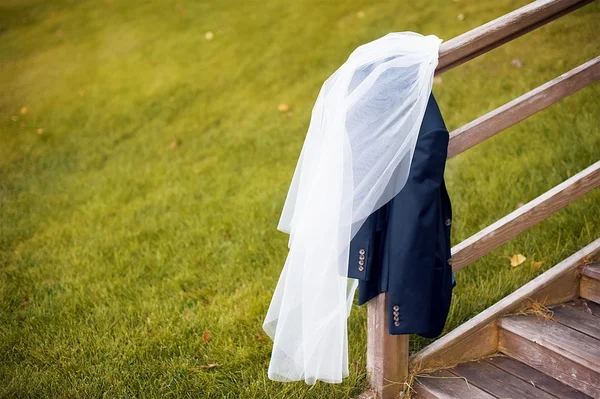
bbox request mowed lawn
[1,0,599,397]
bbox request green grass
[1,0,599,397]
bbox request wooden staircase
[416,264,600,399]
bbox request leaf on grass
[200,363,219,369]
[37,128,44,135]
[356,11,365,18]
[18,301,29,309]
[169,140,179,149]
[510,254,526,267]
[531,260,543,270]
[11,116,19,122]
[277,103,290,113]
[256,337,265,342]
[205,31,214,40]
[433,76,442,85]
[183,310,194,319]
[20,107,28,115]
[457,13,465,21]
[202,329,211,343]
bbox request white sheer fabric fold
[263,32,443,385]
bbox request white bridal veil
[262,32,443,384]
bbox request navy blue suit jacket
[348,92,455,338]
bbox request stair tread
[568,299,600,320]
[416,356,591,399]
[452,359,559,399]
[487,356,592,399]
[549,302,600,340]
[498,314,600,372]
[415,369,495,399]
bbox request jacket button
[394,321,400,327]
[447,257,453,266]
[393,305,399,311]
[359,248,365,255]
[358,260,365,266]
[359,254,365,260]
[445,218,452,226]
[358,265,364,272]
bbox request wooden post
[367,293,409,398]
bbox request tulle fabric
[263,32,442,384]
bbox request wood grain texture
[451,161,600,272]
[550,303,600,340]
[366,293,409,399]
[414,369,496,399]
[569,299,600,319]
[498,315,600,372]
[451,359,558,399]
[436,0,594,74]
[580,275,600,305]
[447,57,600,160]
[498,326,600,398]
[529,268,580,306]
[411,238,600,369]
[582,263,600,281]
[412,322,498,372]
[487,356,592,399]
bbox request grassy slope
[0,0,598,397]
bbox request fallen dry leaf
[11,116,19,122]
[202,329,211,343]
[277,103,290,112]
[356,11,365,18]
[20,107,28,115]
[510,254,526,267]
[200,363,219,369]
[18,301,29,309]
[169,140,179,149]
[205,31,214,40]
[183,310,194,319]
[457,13,465,21]
[511,59,523,68]
[256,337,265,342]
[37,128,44,135]
[531,260,544,270]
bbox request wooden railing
[365,1,599,397]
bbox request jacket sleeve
[384,125,451,336]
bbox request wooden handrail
[364,1,597,398]
[436,0,594,74]
[448,57,600,159]
[451,161,600,272]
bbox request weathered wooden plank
[415,369,496,399]
[487,355,592,399]
[367,292,408,399]
[582,263,600,281]
[412,322,498,372]
[550,303,600,340]
[528,267,580,305]
[411,238,600,369]
[498,315,600,372]
[451,359,557,399]
[451,161,600,272]
[581,275,600,305]
[447,57,600,160]
[436,0,594,74]
[569,299,600,319]
[498,327,600,398]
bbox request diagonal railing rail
[364,1,600,398]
